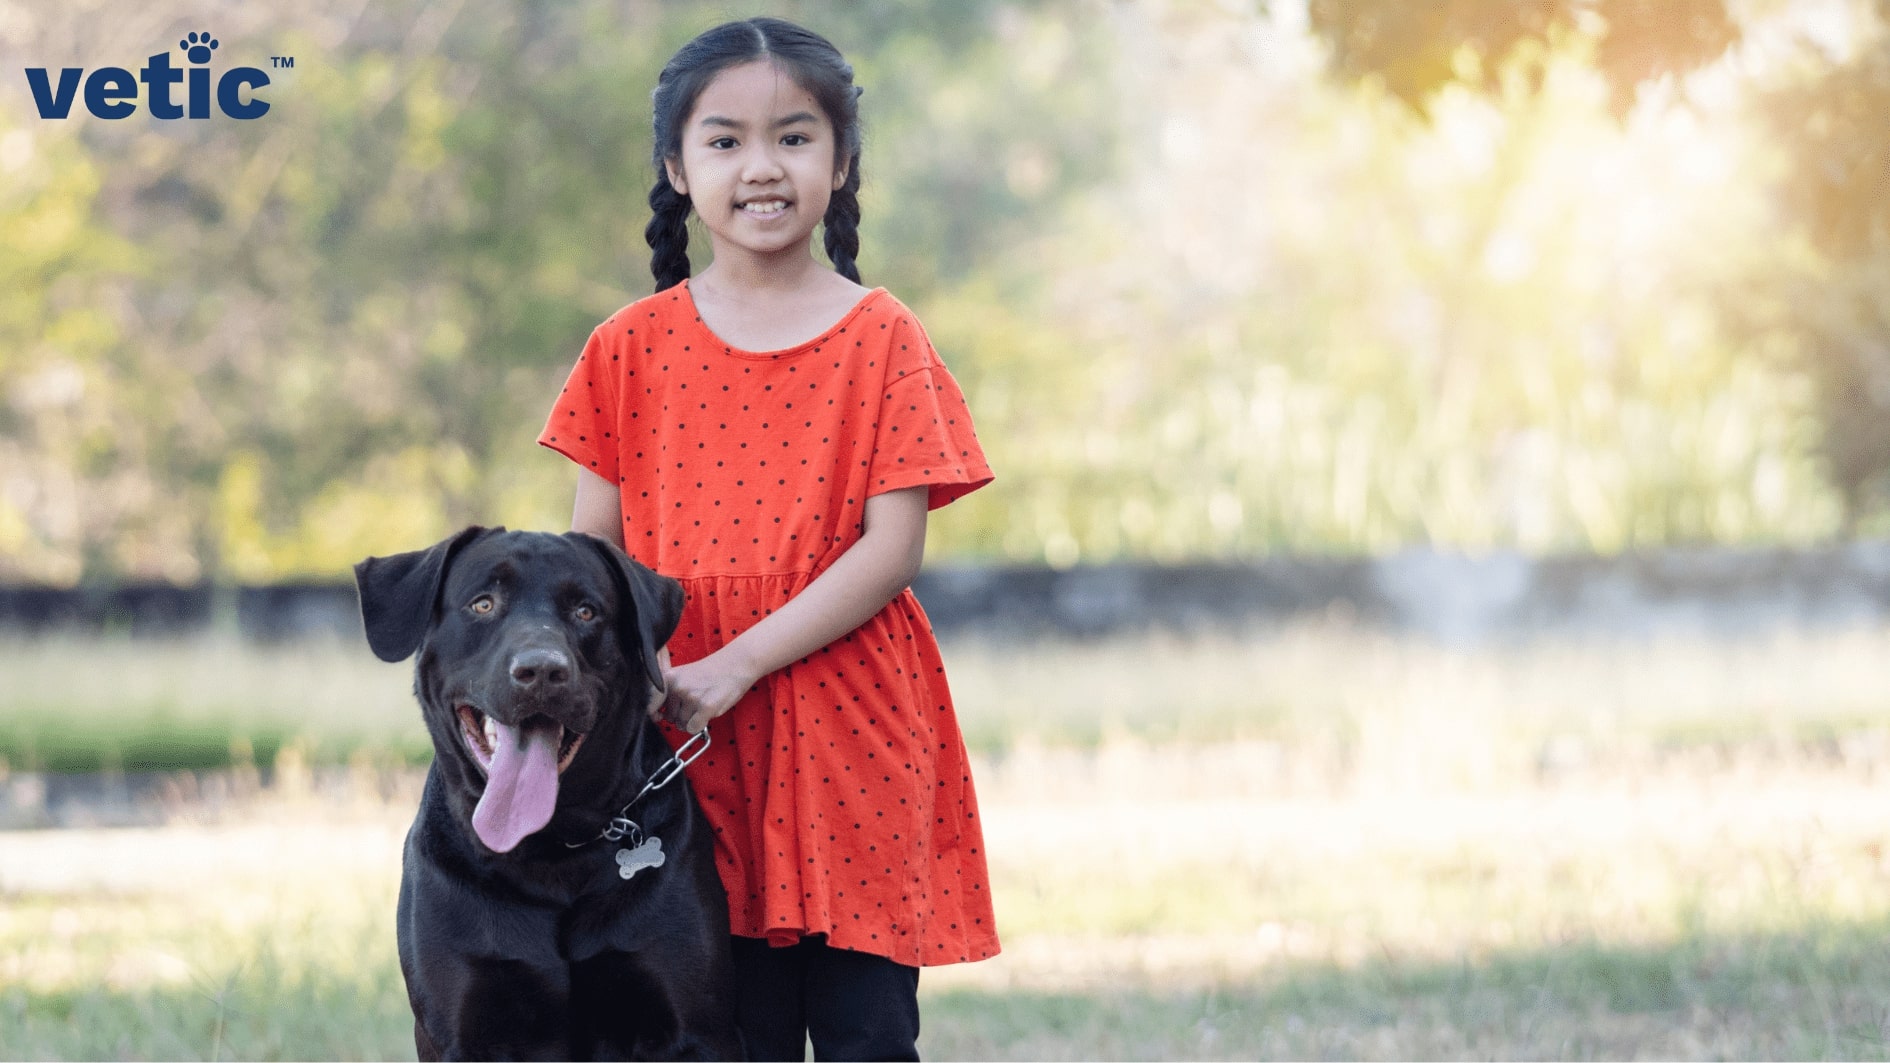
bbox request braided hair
[647,18,866,292]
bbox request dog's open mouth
[457,705,585,775]
[455,705,586,854]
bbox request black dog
[354,526,741,1061]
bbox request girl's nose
[741,145,786,183]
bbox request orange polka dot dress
[540,281,1000,967]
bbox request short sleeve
[538,326,620,483]
[867,315,994,510]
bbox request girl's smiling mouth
[740,199,790,216]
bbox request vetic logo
[24,30,279,120]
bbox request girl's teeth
[743,201,786,214]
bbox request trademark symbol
[270,56,294,69]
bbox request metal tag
[615,836,666,881]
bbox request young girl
[539,17,998,1061]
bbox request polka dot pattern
[540,282,999,968]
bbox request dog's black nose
[509,648,572,691]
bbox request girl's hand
[654,647,761,734]
[645,487,928,735]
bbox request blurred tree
[1740,10,1890,532]
[926,0,1838,562]
[0,114,140,582]
[0,0,1118,580]
[1304,0,1890,539]
[6,0,1881,580]
[1306,0,1740,117]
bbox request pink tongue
[471,718,562,853]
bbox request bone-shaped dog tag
[616,836,665,881]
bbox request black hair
[646,17,864,293]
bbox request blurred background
[8,0,1890,1058]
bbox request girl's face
[666,60,848,270]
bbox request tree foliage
[1307,0,1740,116]
[931,5,1833,561]
[1307,0,1890,534]
[1744,16,1890,528]
[0,0,1121,580]
[2,0,1888,581]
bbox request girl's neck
[691,251,865,307]
[694,236,828,298]
[688,260,872,353]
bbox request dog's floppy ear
[354,525,501,663]
[569,532,684,693]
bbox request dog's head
[354,526,684,854]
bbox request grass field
[5,626,1890,1059]
[10,622,1890,772]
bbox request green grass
[7,748,1890,1059]
[923,927,1890,1060]
[0,635,428,773]
[7,855,1890,1060]
[0,892,411,1060]
[8,627,1890,1058]
[9,624,1890,773]
[7,925,1890,1060]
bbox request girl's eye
[574,604,598,623]
[709,136,737,150]
[469,595,495,615]
[781,133,809,146]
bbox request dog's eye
[469,595,495,615]
[574,604,597,623]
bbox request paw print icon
[180,31,218,64]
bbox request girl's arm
[572,468,626,549]
[568,468,929,732]
[658,485,929,733]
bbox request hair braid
[823,156,863,284]
[646,176,693,293]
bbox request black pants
[730,934,921,1061]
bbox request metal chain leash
[565,725,712,849]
